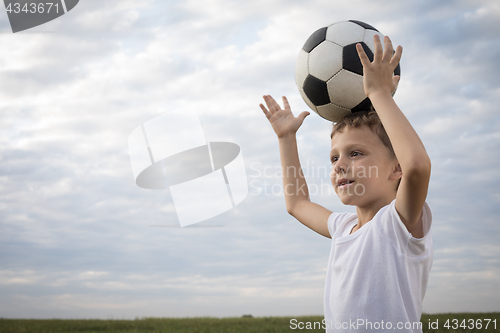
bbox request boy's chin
[336,192,360,206]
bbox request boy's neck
[355,196,394,227]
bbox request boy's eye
[331,152,361,163]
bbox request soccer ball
[295,20,401,122]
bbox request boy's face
[330,126,400,208]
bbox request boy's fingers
[298,111,310,123]
[263,95,278,112]
[282,96,290,110]
[392,75,401,86]
[373,34,383,61]
[259,103,272,119]
[268,95,281,112]
[391,45,403,67]
[356,43,370,66]
[262,95,276,115]
[383,35,394,61]
[392,75,401,94]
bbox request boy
[259,35,432,332]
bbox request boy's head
[329,111,402,207]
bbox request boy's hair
[330,110,396,160]
[331,110,401,190]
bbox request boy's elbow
[417,155,431,173]
[406,155,431,179]
[287,204,296,216]
[286,200,307,217]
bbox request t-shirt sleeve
[381,200,433,257]
[327,211,357,238]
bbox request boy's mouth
[337,178,355,188]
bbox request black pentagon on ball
[303,74,330,106]
[349,20,379,31]
[351,97,373,113]
[343,42,373,76]
[302,27,327,53]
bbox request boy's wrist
[368,90,393,102]
[278,132,297,141]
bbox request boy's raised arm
[357,35,431,238]
[260,95,332,238]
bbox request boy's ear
[390,162,403,181]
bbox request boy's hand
[260,95,310,139]
[356,35,402,99]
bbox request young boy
[259,35,432,332]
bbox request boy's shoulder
[329,200,432,250]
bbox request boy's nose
[334,156,348,174]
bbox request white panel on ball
[317,103,351,123]
[308,41,343,82]
[295,49,309,88]
[325,21,365,47]
[327,69,366,109]
[363,30,385,53]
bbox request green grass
[0,313,498,332]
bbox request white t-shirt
[324,199,433,332]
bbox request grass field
[0,313,498,332]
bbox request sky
[0,0,499,319]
